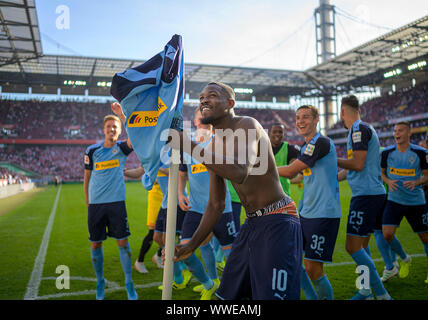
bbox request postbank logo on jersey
[389,167,415,177]
[191,164,207,174]
[94,159,120,171]
[127,97,167,128]
[347,149,353,159]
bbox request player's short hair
[341,95,360,110]
[395,121,410,128]
[270,122,285,131]
[207,81,235,100]
[297,105,319,119]
[103,115,121,128]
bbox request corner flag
[110,34,184,190]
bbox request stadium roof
[0,1,427,100]
[305,15,428,93]
[0,0,42,67]
[0,53,314,97]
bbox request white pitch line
[23,185,62,300]
[36,281,163,300]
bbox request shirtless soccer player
[170,81,303,300]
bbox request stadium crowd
[0,81,426,181]
[0,167,31,187]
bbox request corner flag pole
[161,148,180,300]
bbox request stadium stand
[327,81,428,158]
[0,100,299,181]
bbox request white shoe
[393,260,400,270]
[134,260,149,274]
[152,254,164,269]
[381,265,399,282]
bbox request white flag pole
[161,148,180,300]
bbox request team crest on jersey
[84,155,90,165]
[112,148,118,155]
[409,156,414,165]
[304,144,315,156]
[352,131,362,143]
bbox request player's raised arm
[123,166,145,179]
[111,102,132,149]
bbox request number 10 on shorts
[272,268,288,292]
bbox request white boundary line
[33,253,426,300]
[23,185,62,300]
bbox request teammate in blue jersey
[337,95,392,300]
[171,82,302,300]
[178,108,237,299]
[381,121,428,284]
[83,105,137,300]
[278,105,340,300]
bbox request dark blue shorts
[231,201,242,233]
[215,214,302,300]
[300,216,340,263]
[181,211,237,247]
[347,194,386,237]
[383,200,428,233]
[88,201,130,242]
[154,206,186,234]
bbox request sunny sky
[35,0,428,71]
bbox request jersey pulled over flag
[110,34,184,190]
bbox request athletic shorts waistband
[246,197,298,218]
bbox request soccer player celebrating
[83,104,138,300]
[381,122,428,283]
[178,108,237,299]
[269,122,300,197]
[337,95,392,300]
[171,82,302,300]
[278,105,341,300]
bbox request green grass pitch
[0,182,427,300]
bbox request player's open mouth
[200,106,211,113]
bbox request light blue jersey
[381,144,427,206]
[180,136,232,214]
[297,132,341,219]
[346,120,385,196]
[84,141,132,204]
[154,163,187,209]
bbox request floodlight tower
[314,0,336,131]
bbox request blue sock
[221,247,231,259]
[351,249,388,298]
[364,245,371,257]
[199,243,218,280]
[184,253,212,289]
[300,266,318,300]
[391,248,397,264]
[211,237,224,263]
[388,236,407,260]
[91,247,104,282]
[119,243,133,284]
[423,242,428,258]
[374,230,394,270]
[313,274,334,300]
[178,261,186,272]
[173,262,184,284]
